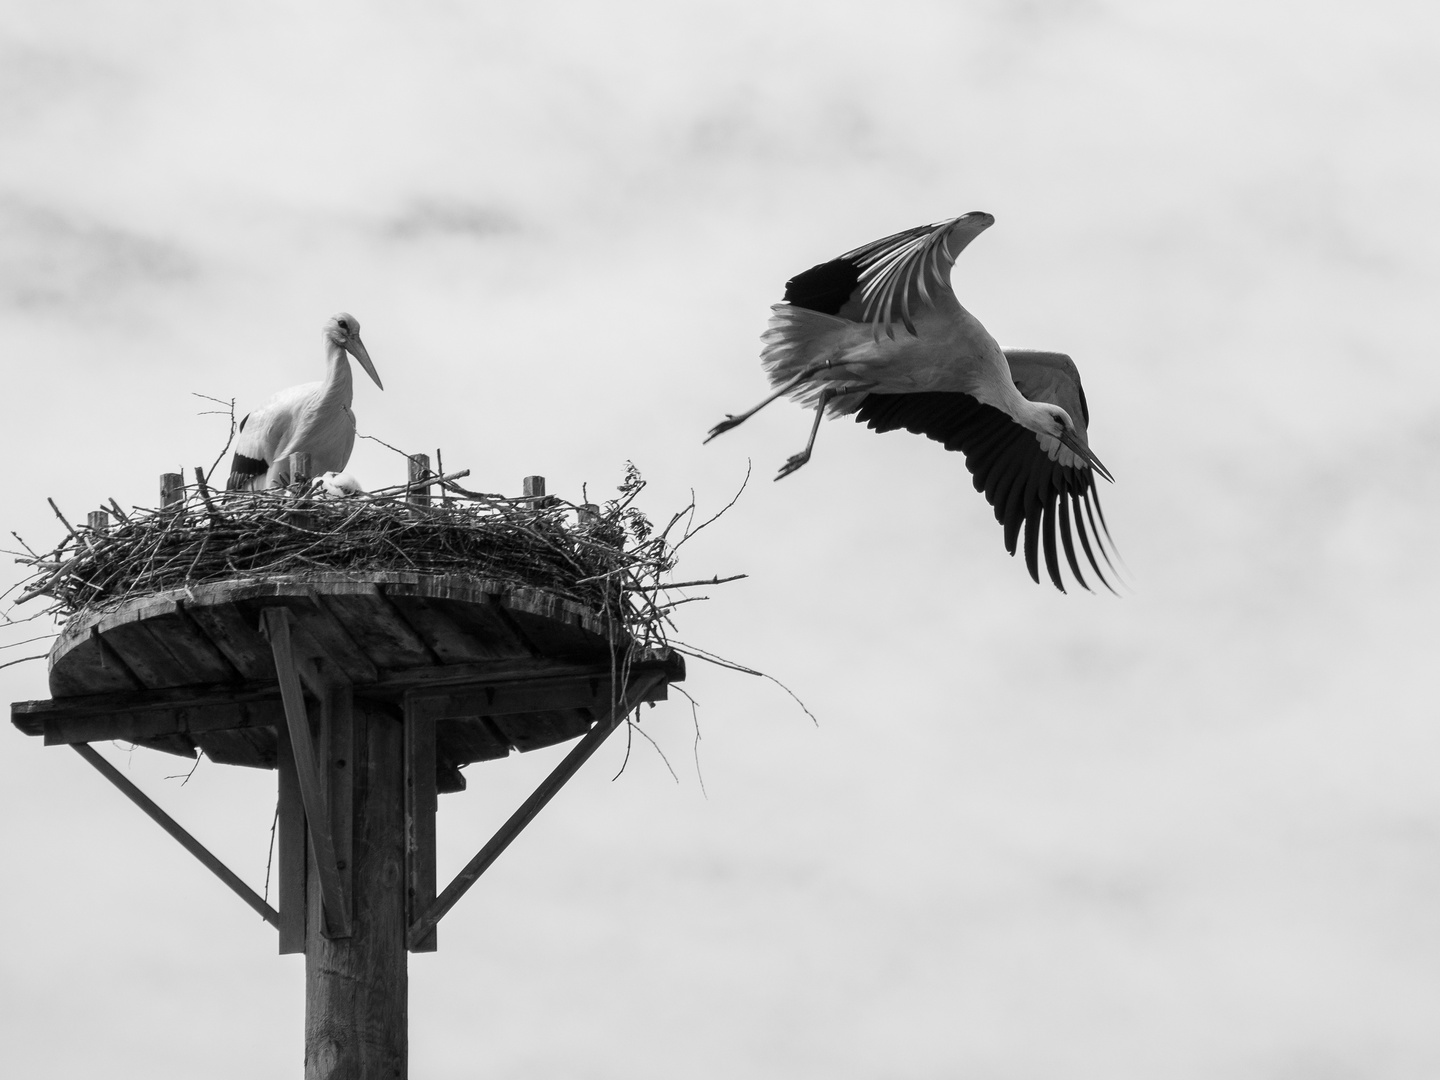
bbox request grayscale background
[2,2,1437,1076]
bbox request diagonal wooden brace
[71,742,280,928]
[405,669,665,949]
[261,607,352,938]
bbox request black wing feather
[783,259,860,315]
[226,451,269,491]
[855,390,1112,591]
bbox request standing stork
[226,313,383,491]
[705,213,1120,592]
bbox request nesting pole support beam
[262,606,352,938]
[303,698,408,1080]
[69,742,280,927]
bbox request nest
[11,463,739,654]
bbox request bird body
[707,213,1118,591]
[311,470,364,498]
[227,314,382,491]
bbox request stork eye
[337,320,349,331]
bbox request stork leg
[705,363,829,443]
[775,390,835,481]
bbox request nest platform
[14,570,682,790]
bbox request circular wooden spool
[38,572,680,786]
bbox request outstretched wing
[780,213,993,340]
[854,385,1118,593]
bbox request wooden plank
[434,716,510,767]
[71,743,279,927]
[409,670,669,722]
[48,632,141,697]
[437,759,467,793]
[134,732,198,759]
[491,708,593,753]
[123,608,237,687]
[407,671,666,948]
[21,684,280,724]
[314,590,434,671]
[180,600,277,681]
[380,594,508,665]
[262,607,351,938]
[193,725,278,769]
[277,721,307,954]
[404,697,438,952]
[41,698,282,748]
[92,621,186,689]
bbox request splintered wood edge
[49,572,620,676]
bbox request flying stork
[705,213,1119,592]
[226,313,383,491]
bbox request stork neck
[319,340,354,406]
[994,381,1053,436]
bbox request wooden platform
[12,572,682,791]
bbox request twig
[197,394,238,486]
[628,574,747,591]
[668,638,820,726]
[0,653,47,671]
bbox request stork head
[1032,402,1114,482]
[324,312,384,391]
[940,211,996,259]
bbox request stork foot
[774,451,811,481]
[704,415,747,443]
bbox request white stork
[226,313,383,490]
[706,213,1119,592]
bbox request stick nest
[12,464,734,653]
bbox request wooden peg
[408,454,432,508]
[523,475,553,509]
[289,452,313,490]
[86,510,110,535]
[160,472,184,509]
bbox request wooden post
[523,475,550,510]
[86,510,110,535]
[291,453,313,491]
[404,697,437,953]
[407,455,431,508]
[160,473,184,509]
[305,700,407,1080]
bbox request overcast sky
[3,2,1439,1077]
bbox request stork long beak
[347,337,384,390]
[1058,429,1114,483]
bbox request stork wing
[854,390,1118,593]
[223,383,312,491]
[781,215,990,339]
[226,412,269,490]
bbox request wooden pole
[86,510,110,534]
[305,700,407,1080]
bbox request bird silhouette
[706,214,1118,592]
